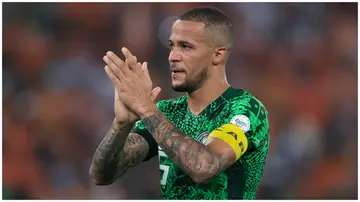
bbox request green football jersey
[131,87,270,199]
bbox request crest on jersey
[196,131,209,144]
[231,114,251,133]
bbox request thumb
[150,87,162,101]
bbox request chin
[172,82,196,93]
[172,84,188,92]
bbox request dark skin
[90,20,237,185]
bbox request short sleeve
[130,100,168,161]
[224,97,270,152]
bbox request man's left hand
[103,47,159,118]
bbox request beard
[172,68,208,93]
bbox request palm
[104,50,161,123]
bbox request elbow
[89,165,116,186]
[191,174,214,184]
[92,178,114,186]
[189,165,220,184]
[90,175,114,186]
[192,177,206,184]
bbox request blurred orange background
[2,2,357,199]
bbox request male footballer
[90,6,270,199]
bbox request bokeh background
[2,2,357,199]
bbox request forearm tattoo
[90,121,148,184]
[142,108,222,182]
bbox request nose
[168,48,181,63]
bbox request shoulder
[227,88,265,106]
[227,88,268,117]
[224,88,269,133]
[225,88,270,150]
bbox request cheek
[186,65,207,83]
[183,52,211,74]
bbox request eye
[181,44,192,50]
[168,43,174,50]
[168,43,172,48]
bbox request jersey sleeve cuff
[131,127,158,161]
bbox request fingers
[106,51,125,69]
[122,47,140,72]
[134,62,142,74]
[103,55,126,79]
[121,47,137,64]
[142,62,153,89]
[106,48,141,73]
[105,50,133,78]
[104,49,156,100]
[104,65,122,88]
[142,62,151,81]
[150,87,162,101]
[122,60,132,76]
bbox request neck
[187,73,230,116]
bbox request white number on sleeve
[158,146,169,185]
[159,164,169,185]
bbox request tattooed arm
[139,105,240,183]
[89,119,149,185]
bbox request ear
[212,47,227,65]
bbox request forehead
[170,20,207,43]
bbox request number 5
[160,165,169,185]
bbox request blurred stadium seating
[2,2,357,199]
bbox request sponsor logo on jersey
[196,131,209,144]
[230,114,251,133]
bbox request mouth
[171,69,185,73]
[171,70,186,79]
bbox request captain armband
[208,123,248,160]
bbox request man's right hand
[108,58,161,124]
[92,50,161,185]
[114,82,161,124]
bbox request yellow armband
[208,123,248,160]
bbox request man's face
[168,20,214,93]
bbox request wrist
[137,103,158,119]
[113,118,136,130]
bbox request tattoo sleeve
[89,119,149,185]
[142,108,226,183]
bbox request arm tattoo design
[90,121,148,185]
[142,108,226,183]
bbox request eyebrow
[168,39,194,46]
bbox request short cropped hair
[179,6,234,50]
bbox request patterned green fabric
[133,87,270,199]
